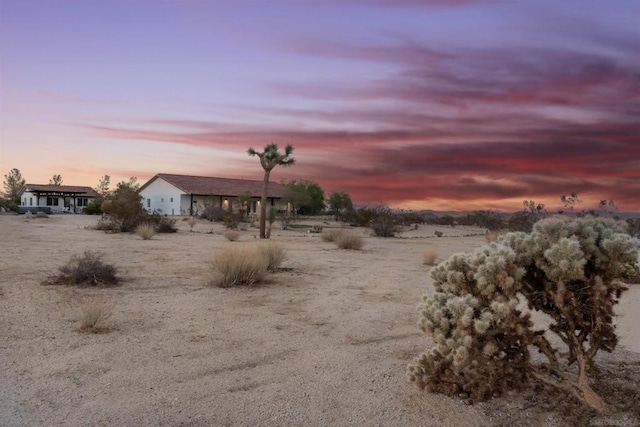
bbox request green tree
[95,175,111,198]
[2,168,26,208]
[99,179,145,232]
[85,174,112,214]
[328,192,354,221]
[247,143,295,239]
[49,174,63,185]
[283,180,325,216]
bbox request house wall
[20,191,93,213]
[139,178,182,215]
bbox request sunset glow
[1,0,639,211]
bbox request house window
[23,198,26,206]
[29,197,33,205]
[77,198,88,207]
[161,198,164,203]
[46,197,59,206]
[170,197,173,202]
[147,199,151,208]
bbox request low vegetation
[224,230,240,241]
[258,242,287,272]
[44,250,119,286]
[76,296,114,333]
[409,216,640,412]
[210,247,268,287]
[422,250,438,266]
[335,232,364,250]
[135,223,156,240]
[321,228,345,242]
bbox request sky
[1,0,639,212]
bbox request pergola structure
[18,184,99,213]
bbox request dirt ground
[1,214,639,426]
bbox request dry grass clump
[224,230,240,241]
[76,296,114,333]
[485,230,503,242]
[258,242,286,272]
[44,250,119,286]
[335,232,364,250]
[321,228,345,242]
[210,247,268,287]
[24,211,33,221]
[187,217,197,230]
[35,211,49,218]
[135,222,156,240]
[422,250,438,266]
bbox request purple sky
[1,0,639,211]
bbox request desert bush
[200,202,224,222]
[76,296,114,333]
[626,217,640,237]
[258,242,286,272]
[321,228,345,242]
[434,230,443,237]
[422,250,438,266]
[409,216,639,412]
[45,250,119,286]
[187,217,197,230]
[210,247,268,287]
[335,232,363,250]
[35,211,49,218]
[154,215,177,233]
[99,182,146,232]
[224,230,240,241]
[24,211,33,221]
[135,223,155,240]
[484,230,501,242]
[83,199,103,215]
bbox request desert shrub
[507,211,538,232]
[222,211,243,229]
[458,210,505,231]
[224,230,240,241]
[24,211,33,221]
[83,199,103,215]
[200,202,224,222]
[187,217,197,230]
[335,233,363,250]
[626,217,640,237]
[154,215,177,233]
[258,242,286,272]
[409,216,639,412]
[100,182,146,232]
[434,230,443,237]
[76,296,114,333]
[422,250,438,266]
[35,211,49,218]
[135,223,155,240]
[45,250,119,286]
[210,247,268,287]
[321,228,345,242]
[484,230,501,242]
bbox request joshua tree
[49,174,63,185]
[247,143,295,238]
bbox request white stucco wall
[139,178,183,215]
[20,191,92,213]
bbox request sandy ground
[1,214,638,426]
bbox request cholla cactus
[410,216,639,411]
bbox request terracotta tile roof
[149,173,285,198]
[21,184,99,197]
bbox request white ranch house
[138,173,286,216]
[18,184,99,214]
